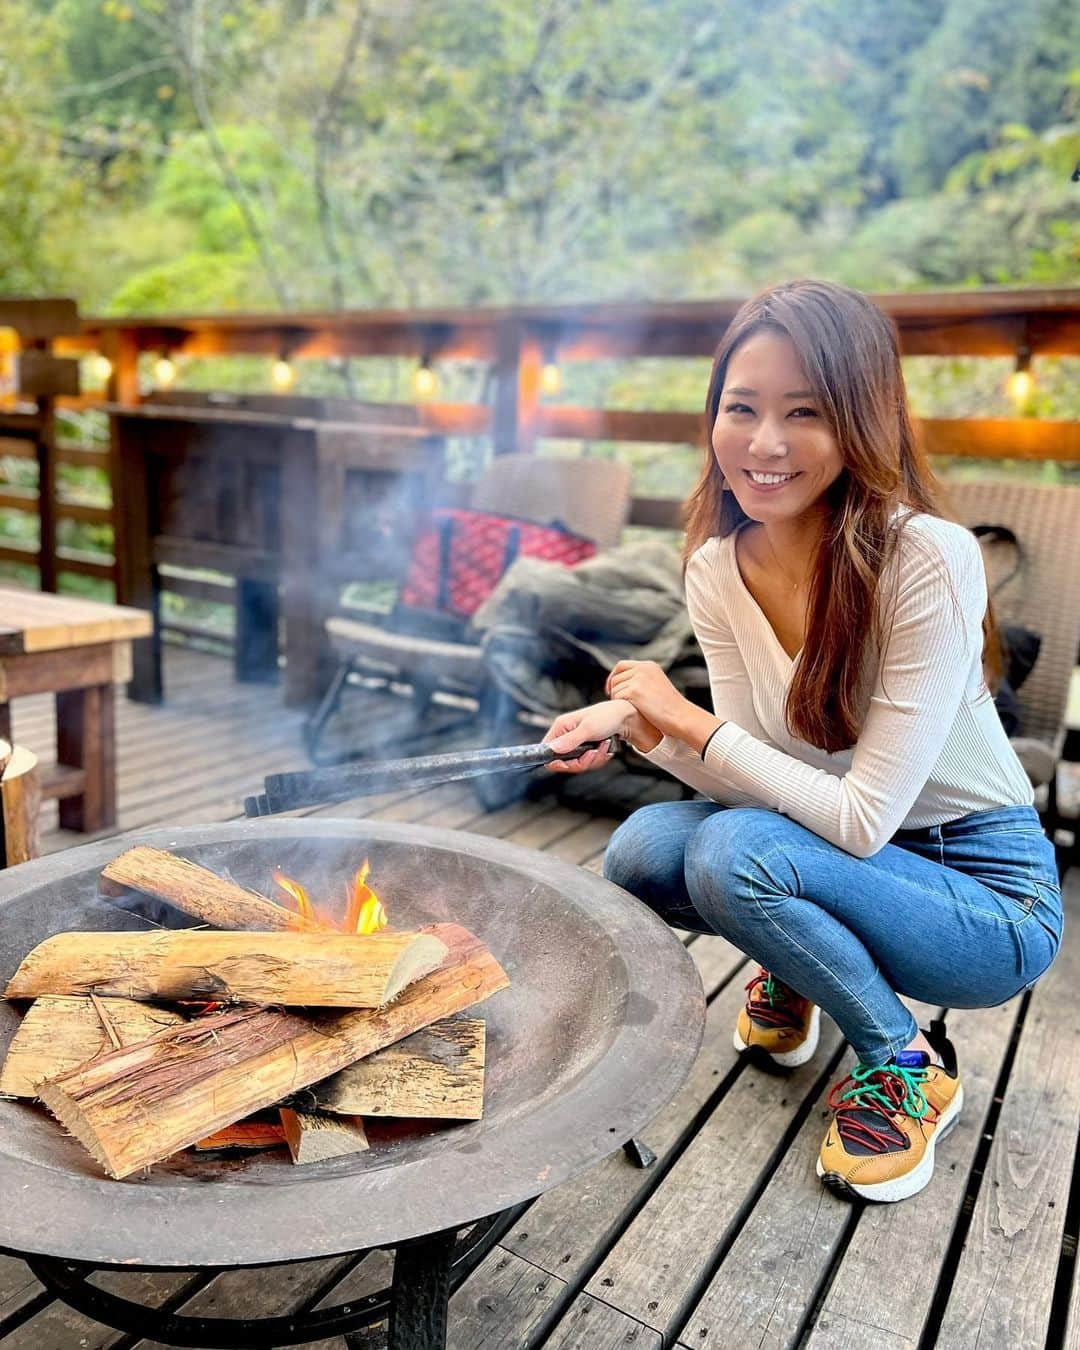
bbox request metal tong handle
[245,738,619,817]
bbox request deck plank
[933,903,1080,1348]
[0,1259,44,1329]
[583,1020,845,1340]
[801,999,1021,1350]
[447,1249,565,1349]
[541,1292,662,1348]
[499,950,749,1289]
[1,648,1079,1350]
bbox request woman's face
[711,331,844,524]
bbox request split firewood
[195,1122,288,1151]
[38,923,508,1179]
[305,1017,486,1120]
[0,995,185,1098]
[3,929,449,1008]
[98,846,319,931]
[279,1109,369,1164]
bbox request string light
[413,355,437,400]
[1006,347,1034,409]
[153,352,177,390]
[539,338,563,397]
[89,353,113,384]
[540,360,562,397]
[271,357,296,392]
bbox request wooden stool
[0,587,152,833]
[0,739,40,866]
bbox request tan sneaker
[734,968,821,1070]
[816,1020,963,1203]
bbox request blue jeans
[603,802,1063,1067]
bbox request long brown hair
[684,279,1000,753]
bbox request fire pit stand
[16,1206,525,1348]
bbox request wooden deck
[2,646,1080,1349]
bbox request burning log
[4,929,449,1008]
[38,924,508,1178]
[195,1122,288,1151]
[0,995,184,1098]
[98,846,319,931]
[306,1017,486,1121]
[279,1109,369,1163]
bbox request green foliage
[2,0,1076,326]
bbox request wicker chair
[307,454,632,762]
[944,479,1080,845]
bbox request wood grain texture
[0,994,184,1097]
[279,1108,369,1162]
[802,1000,1019,1350]
[98,845,325,931]
[546,1294,662,1349]
[502,944,747,1286]
[584,1020,844,1338]
[445,1248,565,1350]
[4,928,449,1007]
[0,741,40,866]
[308,1016,485,1119]
[0,586,151,655]
[937,931,1080,1349]
[37,923,508,1177]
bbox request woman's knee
[603,800,711,892]
[685,806,791,909]
[603,802,668,890]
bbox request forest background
[1,0,1078,609]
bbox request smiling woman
[544,278,1062,1208]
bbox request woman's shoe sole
[816,1082,965,1203]
[733,1004,821,1070]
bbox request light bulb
[154,355,177,390]
[413,364,437,399]
[1006,369,1034,407]
[89,353,113,384]
[540,362,563,396]
[271,358,295,392]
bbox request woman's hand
[607,660,723,753]
[606,661,692,736]
[543,699,632,774]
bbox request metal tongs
[244,738,622,817]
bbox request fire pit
[0,818,704,1347]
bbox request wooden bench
[0,588,153,832]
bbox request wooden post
[280,427,324,705]
[109,414,161,702]
[492,320,541,456]
[103,328,141,407]
[56,682,116,831]
[30,342,59,594]
[0,739,41,867]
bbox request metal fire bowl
[0,819,704,1269]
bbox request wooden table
[0,588,153,832]
[105,396,445,706]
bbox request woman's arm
[610,549,770,807]
[640,524,986,857]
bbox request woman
[543,279,1062,1204]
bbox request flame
[273,869,316,928]
[345,858,388,935]
[273,860,388,934]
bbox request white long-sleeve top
[642,511,1034,858]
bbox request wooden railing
[1,288,1078,631]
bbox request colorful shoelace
[744,968,807,1030]
[828,1062,933,1154]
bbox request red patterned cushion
[400,508,596,618]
